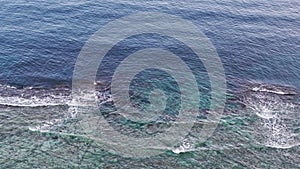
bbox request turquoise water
[0,0,299,168]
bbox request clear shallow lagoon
[0,0,299,168]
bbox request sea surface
[0,0,299,168]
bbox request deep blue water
[0,0,299,88]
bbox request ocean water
[0,0,299,168]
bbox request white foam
[0,96,70,107]
[251,83,298,95]
[265,143,300,149]
[172,138,195,154]
[262,117,299,149]
[252,87,286,95]
[29,118,63,132]
[0,85,112,107]
[245,91,299,149]
[246,95,278,119]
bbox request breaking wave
[242,82,299,149]
[0,84,71,107]
[0,83,111,107]
[2,81,299,153]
